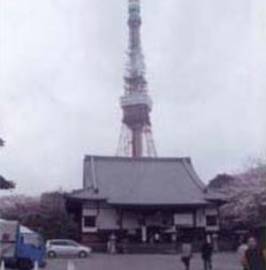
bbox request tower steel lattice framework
[117,0,157,158]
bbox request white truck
[0,219,46,270]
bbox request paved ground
[43,252,239,270]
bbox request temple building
[66,156,224,244]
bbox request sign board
[0,219,18,259]
[174,213,193,227]
[82,208,98,216]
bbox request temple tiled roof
[69,155,224,206]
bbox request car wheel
[17,259,33,270]
[47,251,57,258]
[78,251,88,258]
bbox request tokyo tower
[117,0,157,158]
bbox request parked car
[46,239,91,258]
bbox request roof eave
[205,197,228,206]
[109,202,210,209]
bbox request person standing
[243,237,266,270]
[201,236,213,270]
[107,233,117,254]
[181,240,193,270]
[154,232,160,243]
[237,237,248,270]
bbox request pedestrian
[154,232,160,243]
[201,236,213,270]
[237,237,248,270]
[121,237,129,254]
[107,233,117,254]
[181,240,193,270]
[242,237,266,270]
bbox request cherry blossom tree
[0,192,79,240]
[209,162,266,229]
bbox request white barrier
[67,260,75,270]
[0,260,5,270]
[33,260,39,270]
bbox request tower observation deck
[117,0,157,158]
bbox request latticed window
[84,216,96,228]
[206,215,218,226]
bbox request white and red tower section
[117,0,157,158]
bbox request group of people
[181,237,213,270]
[238,236,266,270]
[180,235,266,270]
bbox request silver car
[46,239,91,258]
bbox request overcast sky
[0,0,265,195]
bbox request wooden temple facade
[66,155,225,245]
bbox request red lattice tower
[117,0,157,158]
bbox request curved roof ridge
[181,159,206,192]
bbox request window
[51,240,68,246]
[67,240,79,247]
[206,215,218,226]
[50,240,77,246]
[22,233,41,247]
[84,216,96,228]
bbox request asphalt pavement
[43,252,239,270]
